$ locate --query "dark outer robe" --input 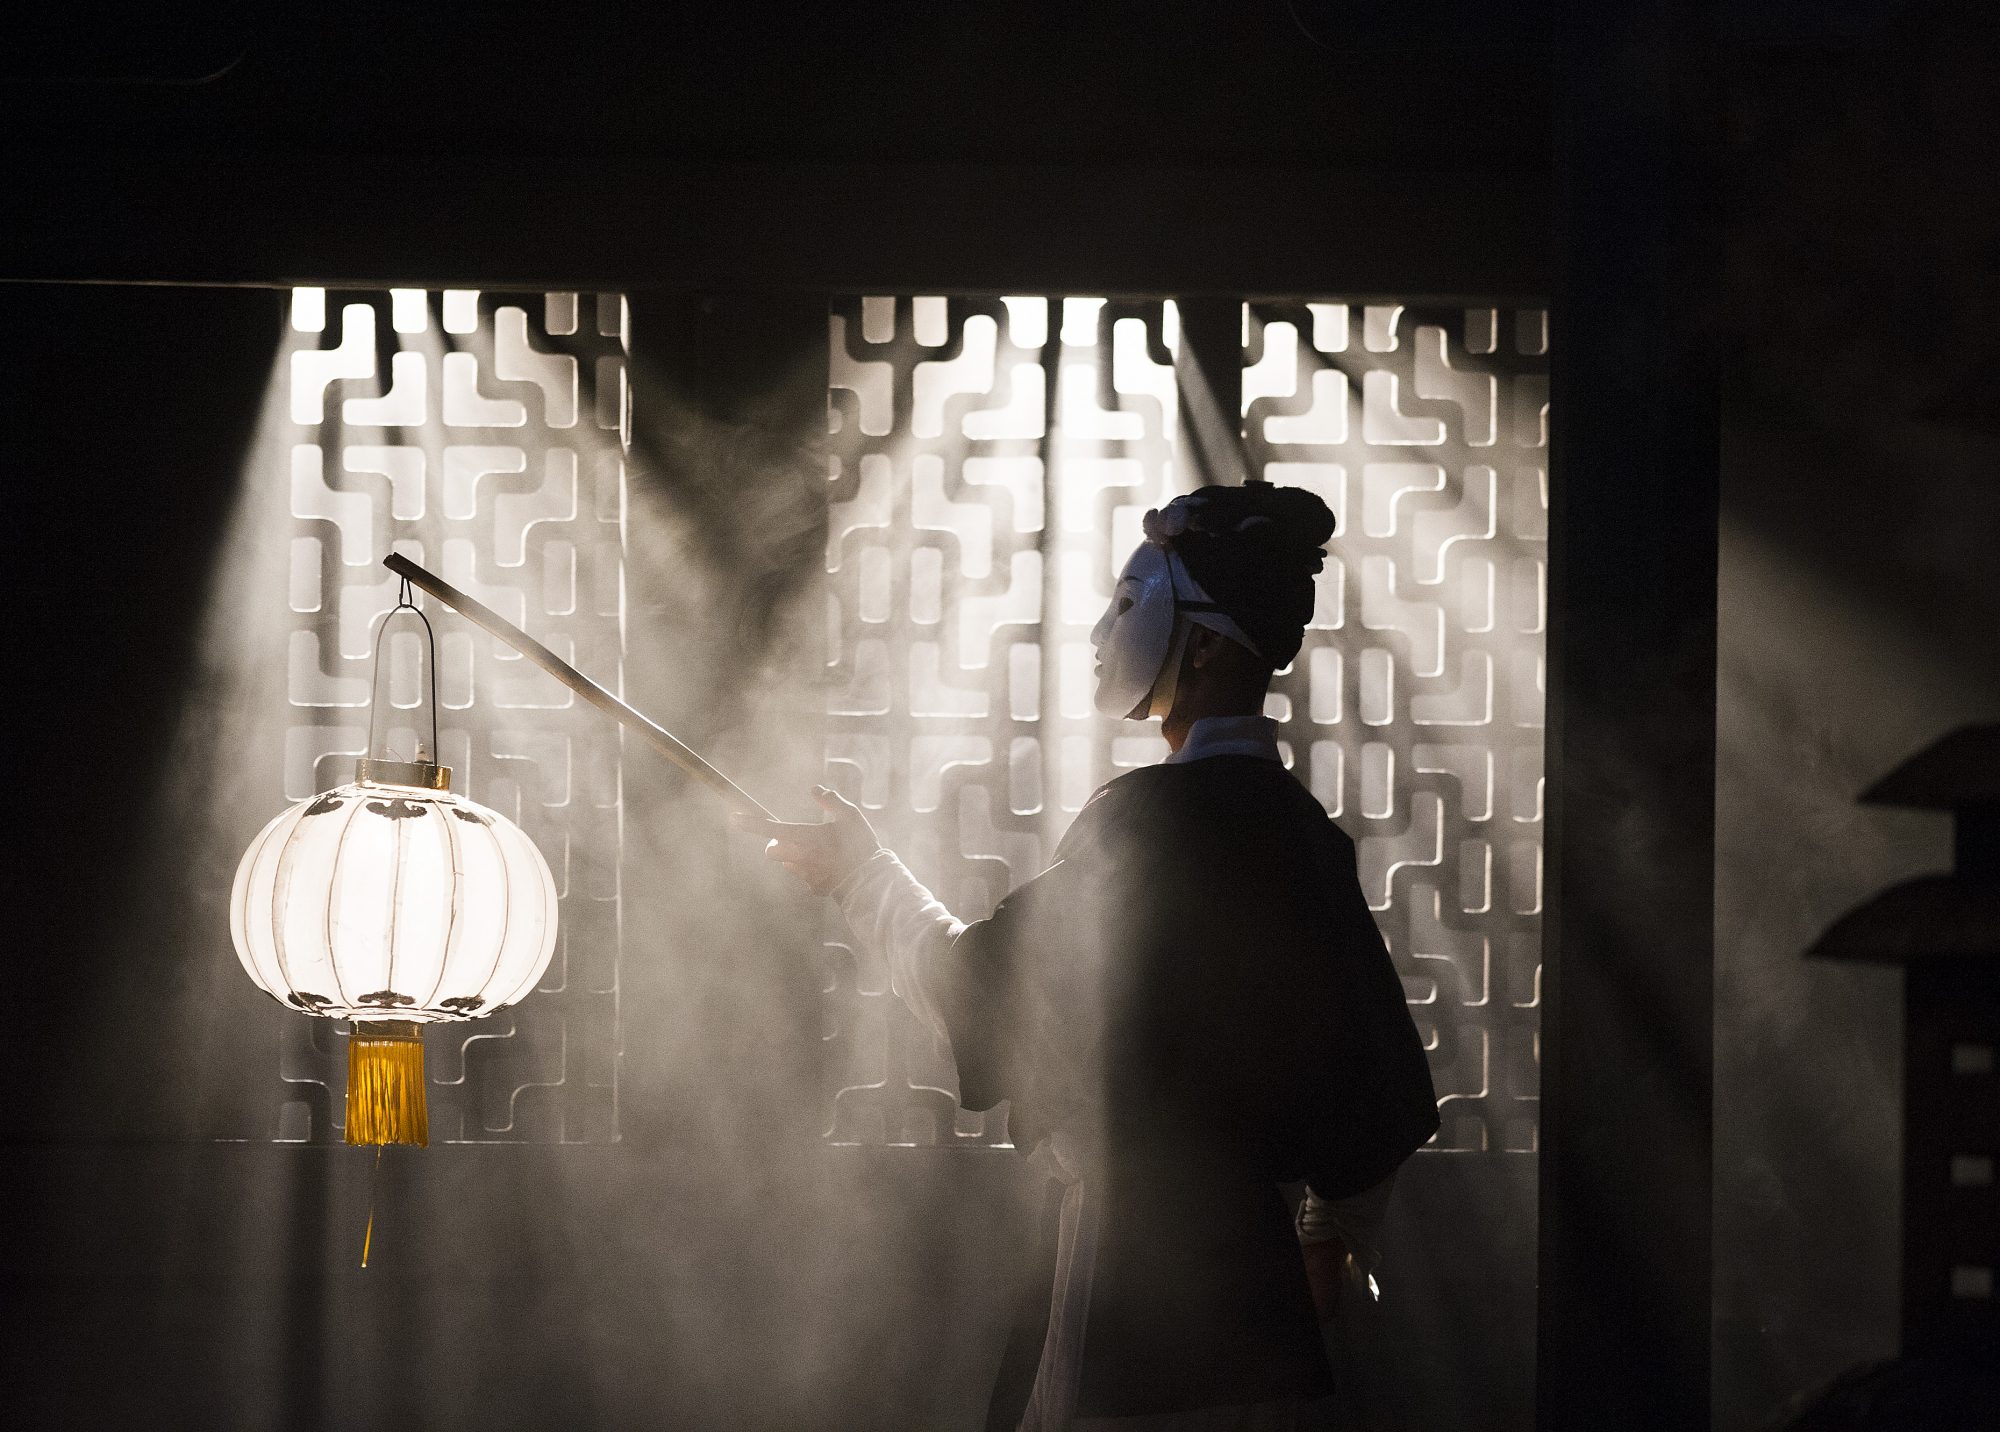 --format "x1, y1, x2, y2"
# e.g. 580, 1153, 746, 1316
932, 755, 1441, 1421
